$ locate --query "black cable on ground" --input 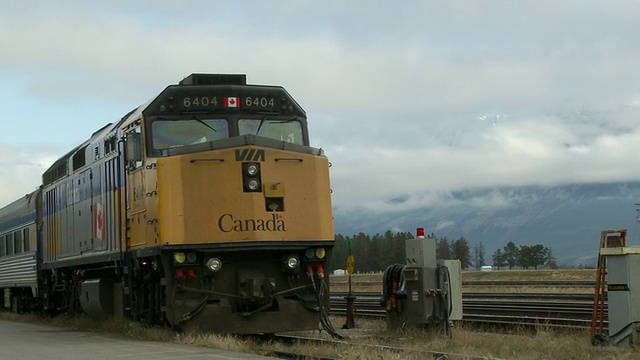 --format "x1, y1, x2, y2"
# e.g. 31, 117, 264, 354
308, 267, 344, 340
